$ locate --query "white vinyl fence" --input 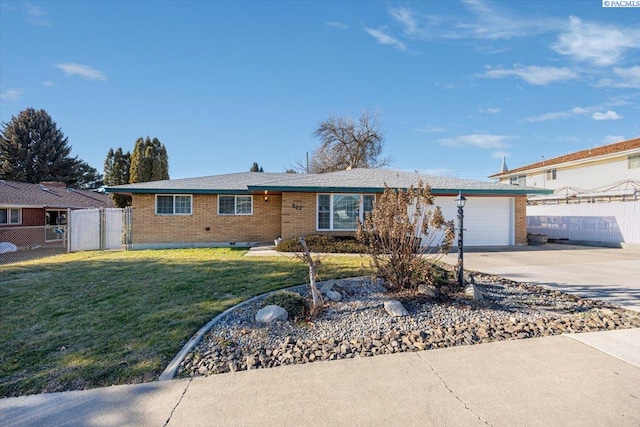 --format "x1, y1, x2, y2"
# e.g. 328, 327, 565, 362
527, 201, 639, 245
69, 208, 128, 252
